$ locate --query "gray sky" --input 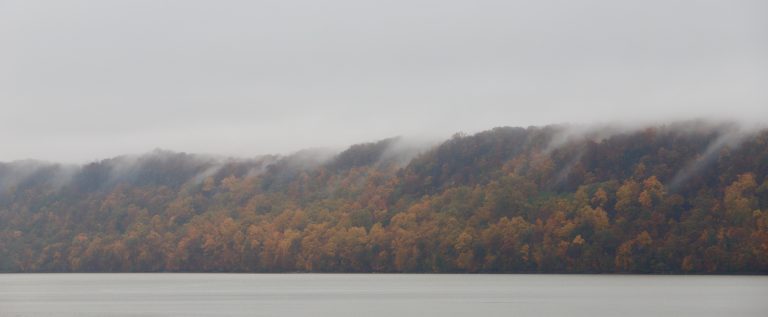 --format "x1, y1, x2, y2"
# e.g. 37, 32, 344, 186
1, 0, 766, 163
